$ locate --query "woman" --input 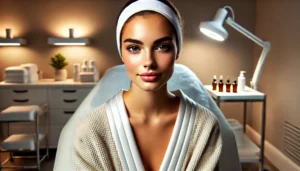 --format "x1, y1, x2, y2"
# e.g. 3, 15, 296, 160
72, 0, 222, 170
